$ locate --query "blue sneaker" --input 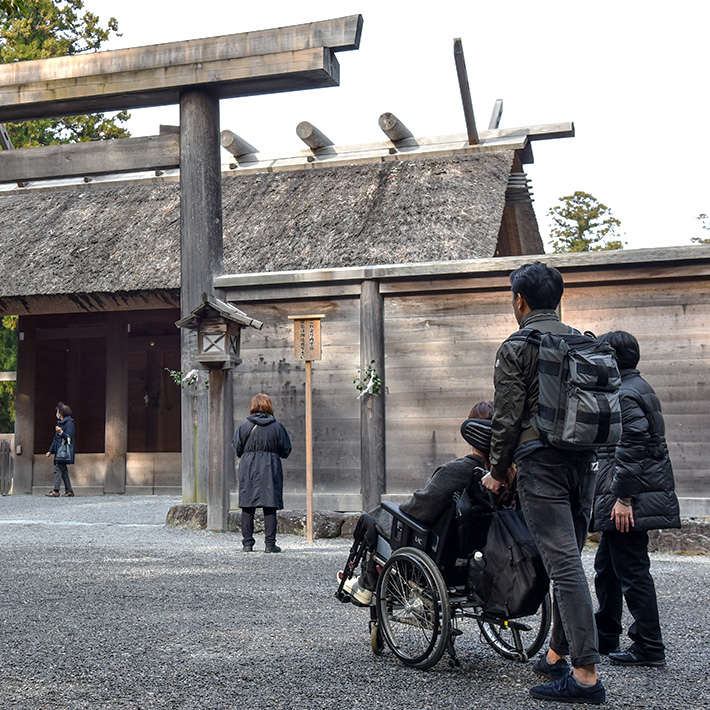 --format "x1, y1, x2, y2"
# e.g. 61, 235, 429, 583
530, 674, 606, 704
533, 653, 571, 680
